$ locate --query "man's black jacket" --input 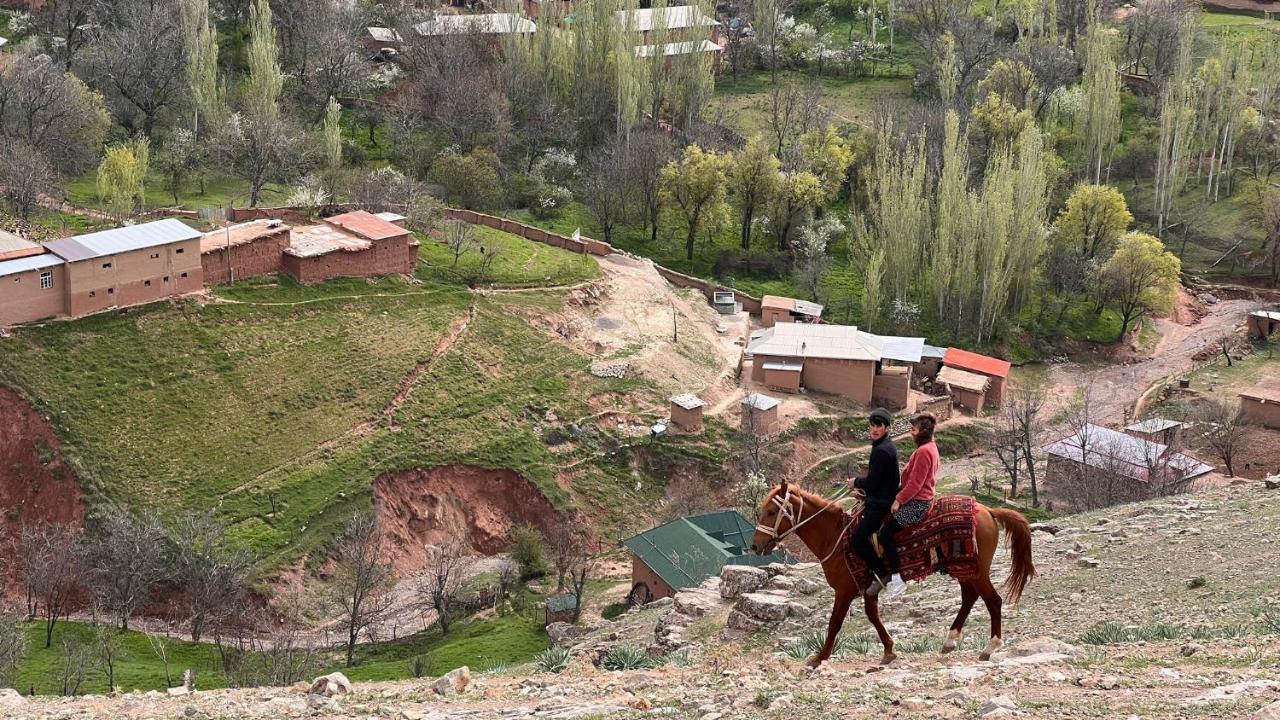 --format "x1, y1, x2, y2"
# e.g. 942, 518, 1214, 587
854, 435, 900, 511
